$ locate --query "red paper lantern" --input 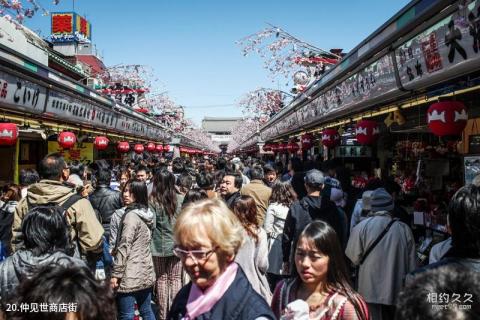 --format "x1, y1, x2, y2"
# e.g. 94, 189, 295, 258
263, 143, 273, 152
117, 141, 130, 153
146, 142, 156, 152
155, 144, 164, 153
355, 120, 380, 145
57, 131, 76, 149
134, 144, 144, 154
427, 101, 468, 137
301, 133, 314, 150
271, 143, 280, 153
321, 129, 340, 148
163, 145, 170, 152
0, 123, 18, 146
287, 140, 300, 153
93, 136, 109, 151
278, 142, 288, 153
